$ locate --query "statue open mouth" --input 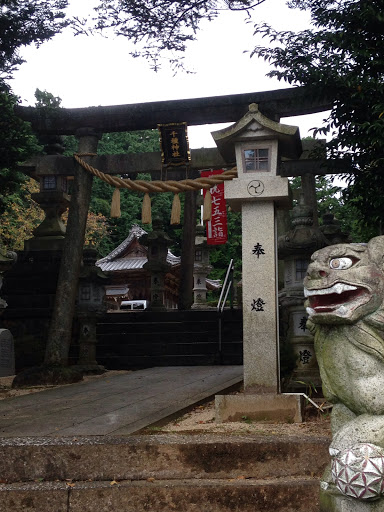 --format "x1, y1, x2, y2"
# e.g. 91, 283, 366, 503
304, 282, 370, 315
